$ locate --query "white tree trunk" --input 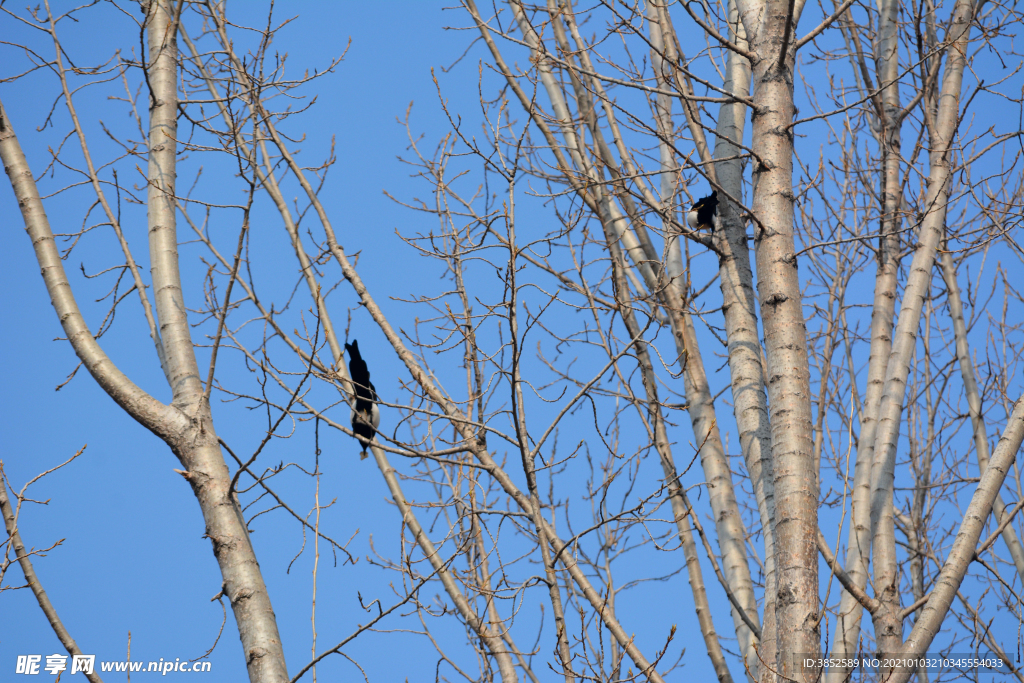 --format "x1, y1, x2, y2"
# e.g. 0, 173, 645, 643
740, 0, 820, 677
866, 0, 977, 669
1, 3, 291, 679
